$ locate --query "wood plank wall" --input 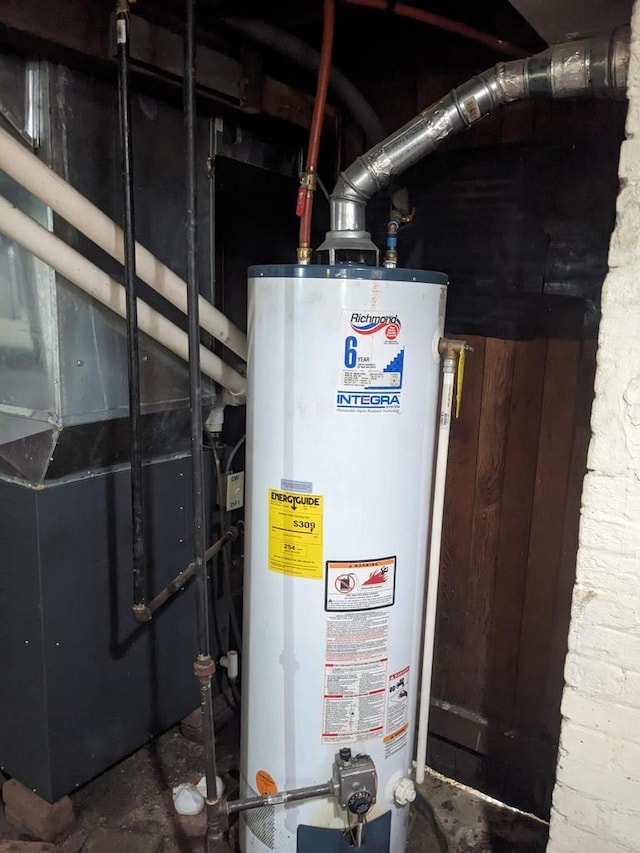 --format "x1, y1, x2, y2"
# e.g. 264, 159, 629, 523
429, 335, 597, 817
